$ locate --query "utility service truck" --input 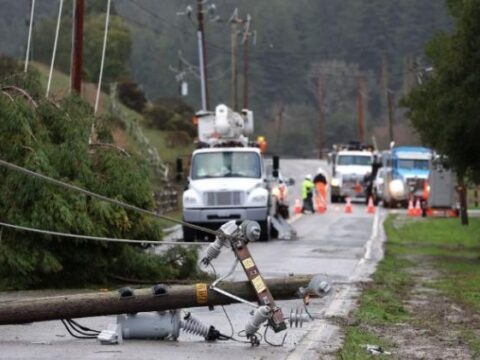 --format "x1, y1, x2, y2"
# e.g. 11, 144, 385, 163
378, 146, 432, 208
182, 104, 288, 242
329, 143, 374, 203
